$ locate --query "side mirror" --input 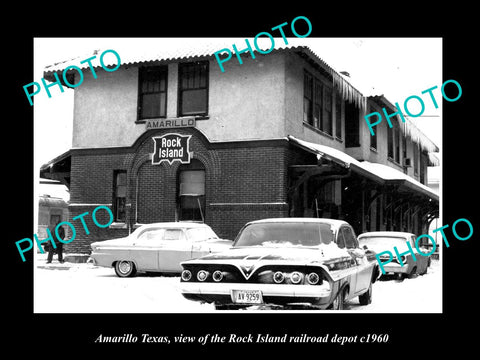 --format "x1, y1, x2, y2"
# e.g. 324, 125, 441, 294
362, 245, 368, 250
